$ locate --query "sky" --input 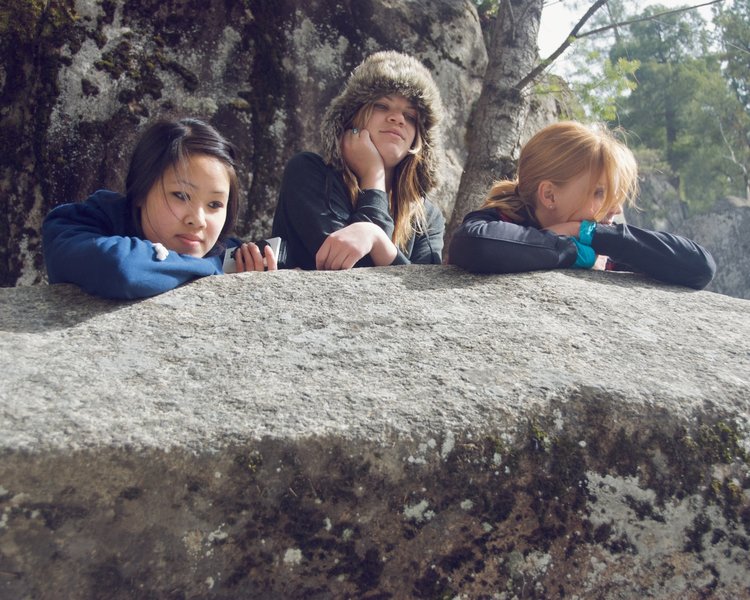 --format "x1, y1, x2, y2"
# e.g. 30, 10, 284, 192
537, 0, 719, 70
